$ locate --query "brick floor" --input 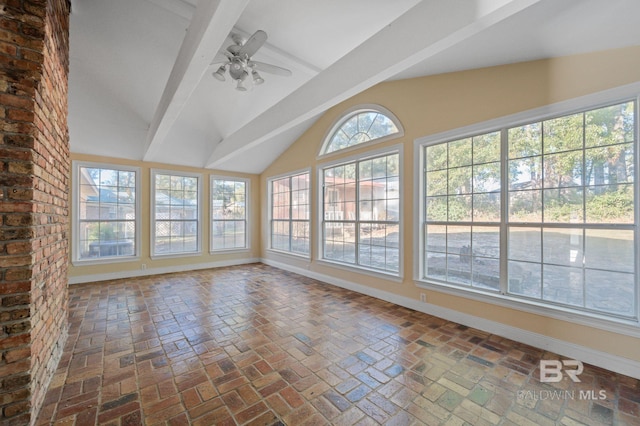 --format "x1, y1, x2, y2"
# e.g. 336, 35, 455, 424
35, 264, 640, 425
